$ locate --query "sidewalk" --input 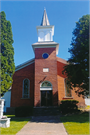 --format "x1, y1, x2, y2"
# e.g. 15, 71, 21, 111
16, 115, 68, 135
